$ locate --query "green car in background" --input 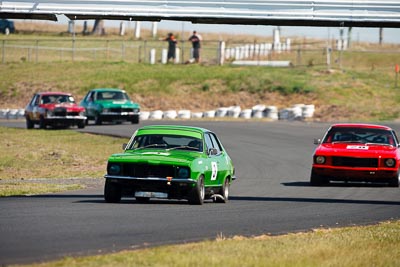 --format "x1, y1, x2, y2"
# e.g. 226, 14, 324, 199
104, 125, 236, 205
80, 88, 140, 125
